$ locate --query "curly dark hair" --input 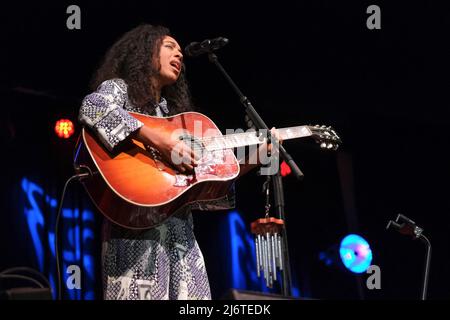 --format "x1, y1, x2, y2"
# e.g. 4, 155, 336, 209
91, 24, 193, 115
